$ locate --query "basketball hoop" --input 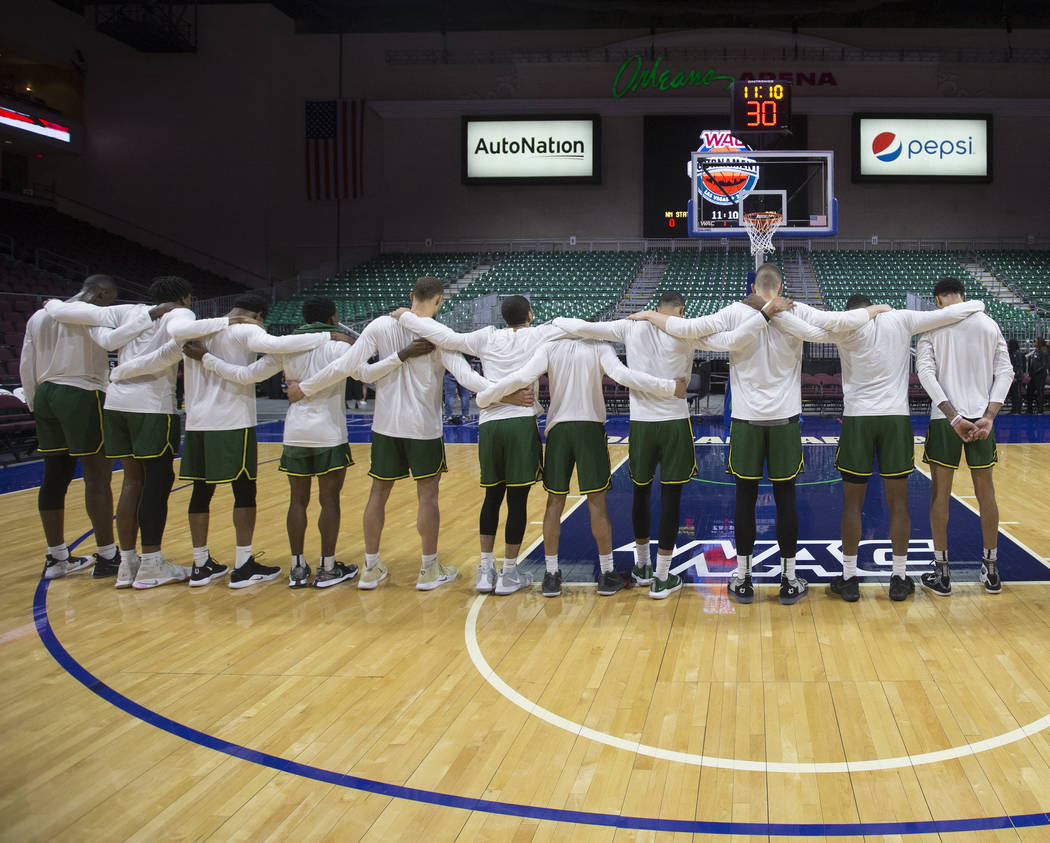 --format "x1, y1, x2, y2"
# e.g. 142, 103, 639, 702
742, 211, 783, 257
